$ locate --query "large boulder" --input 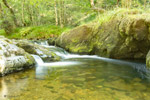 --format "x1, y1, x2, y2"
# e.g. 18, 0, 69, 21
0, 37, 35, 76
56, 10, 150, 60
56, 25, 94, 54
